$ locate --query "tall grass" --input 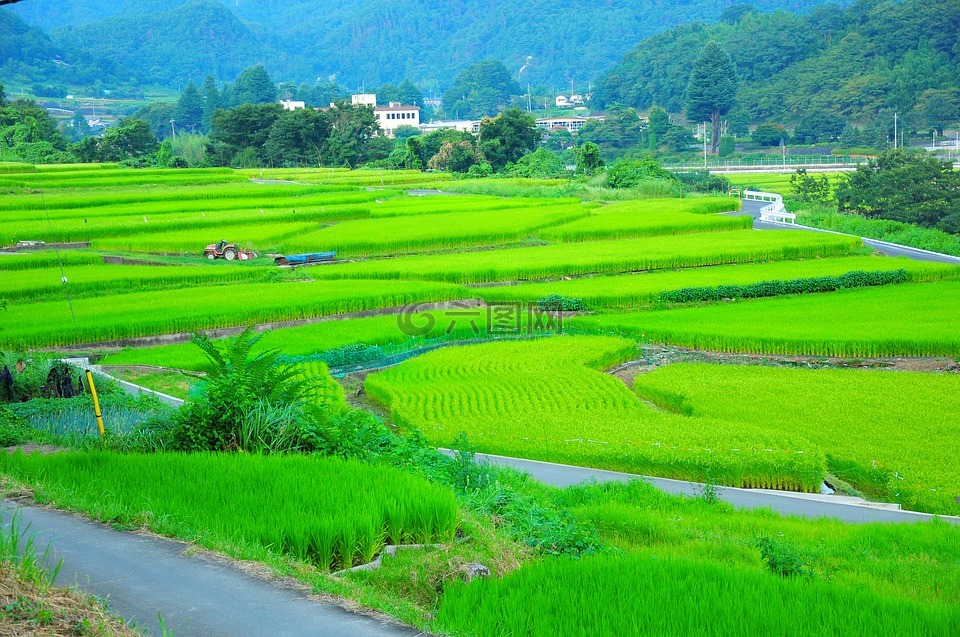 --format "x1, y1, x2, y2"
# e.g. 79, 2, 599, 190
797, 205, 960, 257
0, 451, 458, 570
437, 554, 960, 637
